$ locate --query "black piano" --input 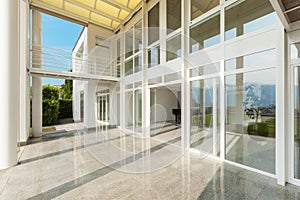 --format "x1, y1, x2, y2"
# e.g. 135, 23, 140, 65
172, 109, 181, 124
